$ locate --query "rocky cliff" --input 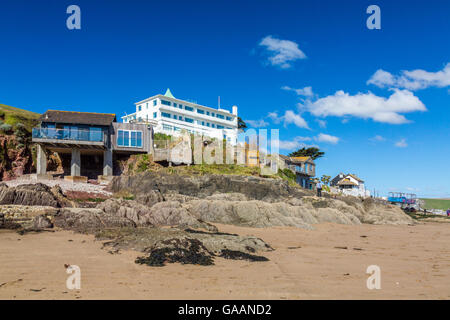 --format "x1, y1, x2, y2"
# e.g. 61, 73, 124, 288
0, 104, 63, 180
